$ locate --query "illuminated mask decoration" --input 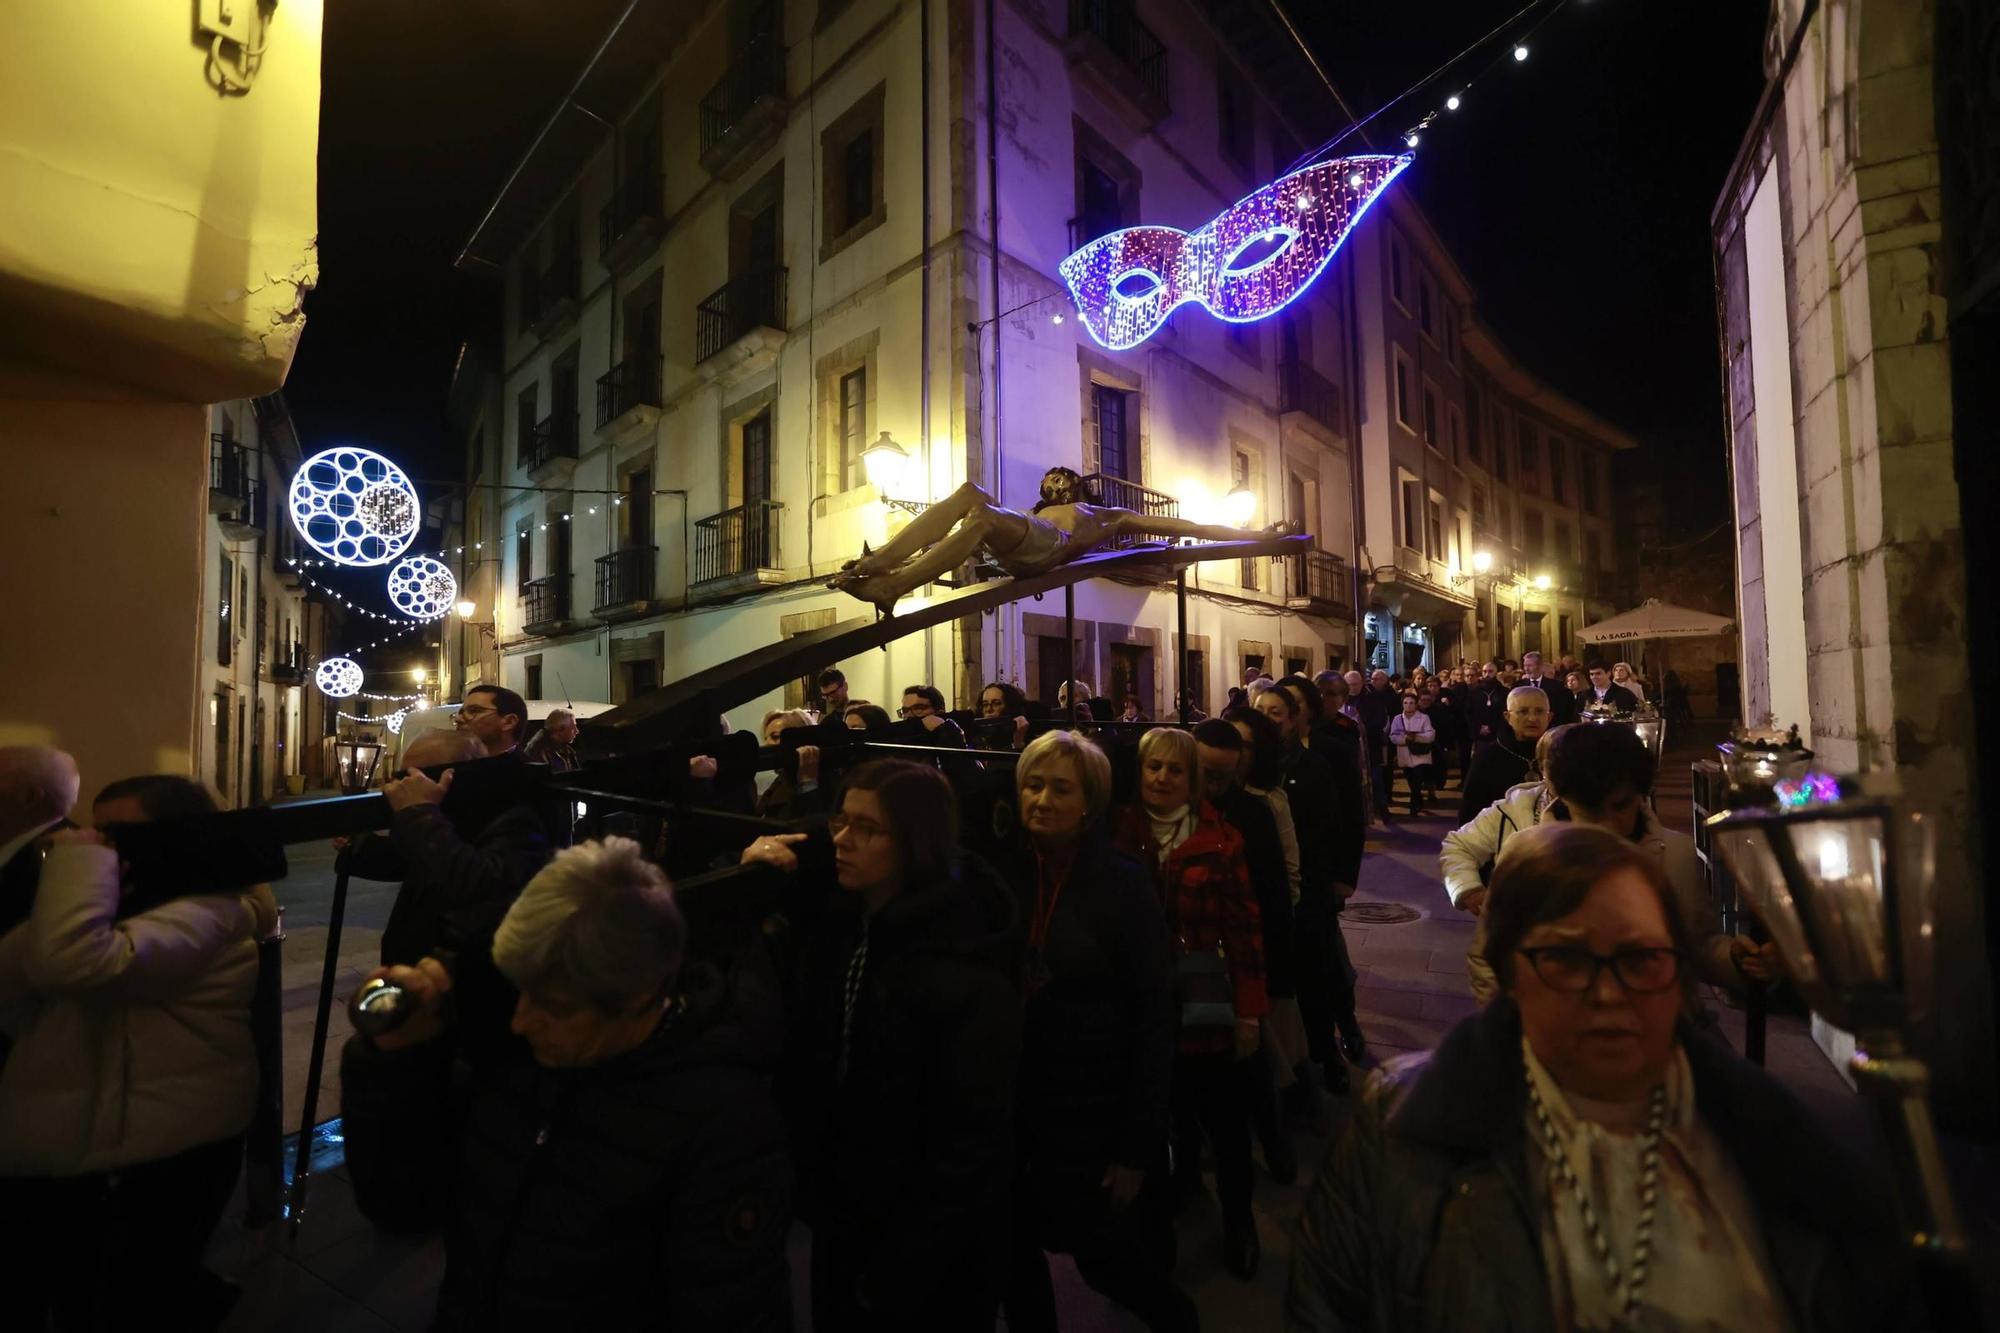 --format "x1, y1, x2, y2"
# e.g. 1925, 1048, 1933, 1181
289, 447, 422, 567
1059, 153, 1412, 350
385, 556, 457, 622
316, 657, 364, 698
